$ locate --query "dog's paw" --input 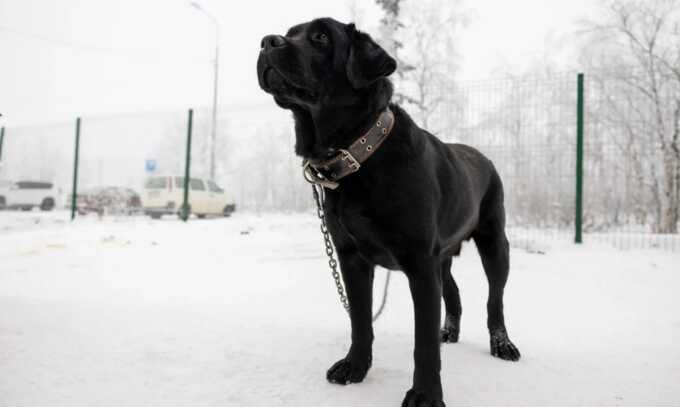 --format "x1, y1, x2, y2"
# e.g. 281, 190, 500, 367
490, 328, 521, 361
440, 314, 460, 343
326, 356, 371, 385
401, 389, 446, 407
440, 326, 459, 343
